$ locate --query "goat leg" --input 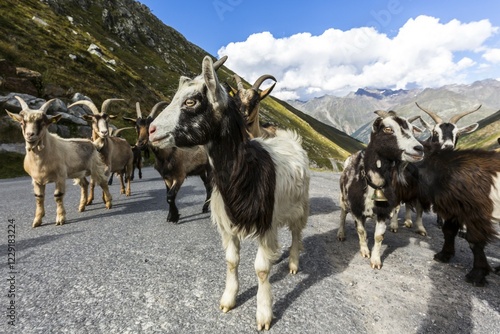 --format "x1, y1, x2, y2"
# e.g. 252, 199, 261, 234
465, 241, 491, 287
32, 183, 46, 228
54, 180, 66, 226
434, 218, 458, 263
